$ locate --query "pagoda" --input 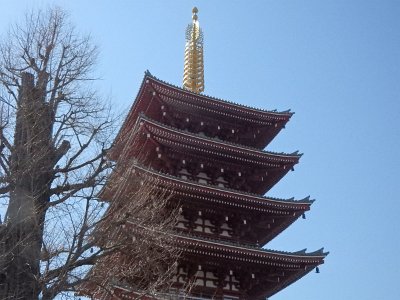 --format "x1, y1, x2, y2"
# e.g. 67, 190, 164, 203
86, 7, 327, 300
